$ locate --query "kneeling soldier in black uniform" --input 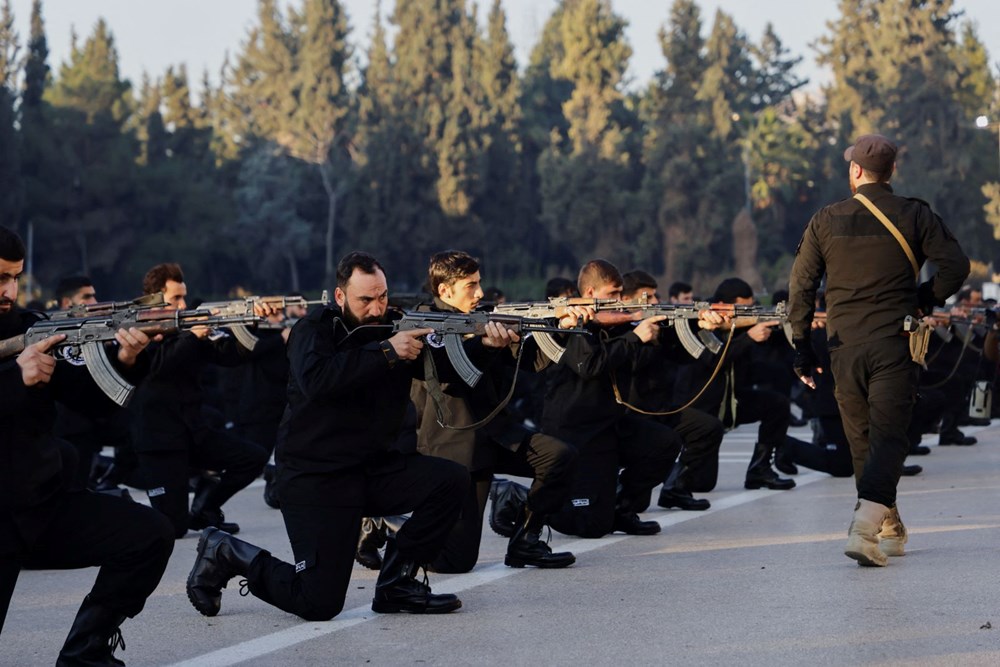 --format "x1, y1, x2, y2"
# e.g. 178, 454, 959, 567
187, 252, 470, 619
412, 250, 580, 572
0, 226, 174, 666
